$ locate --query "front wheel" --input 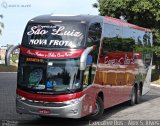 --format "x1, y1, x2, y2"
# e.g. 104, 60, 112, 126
88, 96, 104, 120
